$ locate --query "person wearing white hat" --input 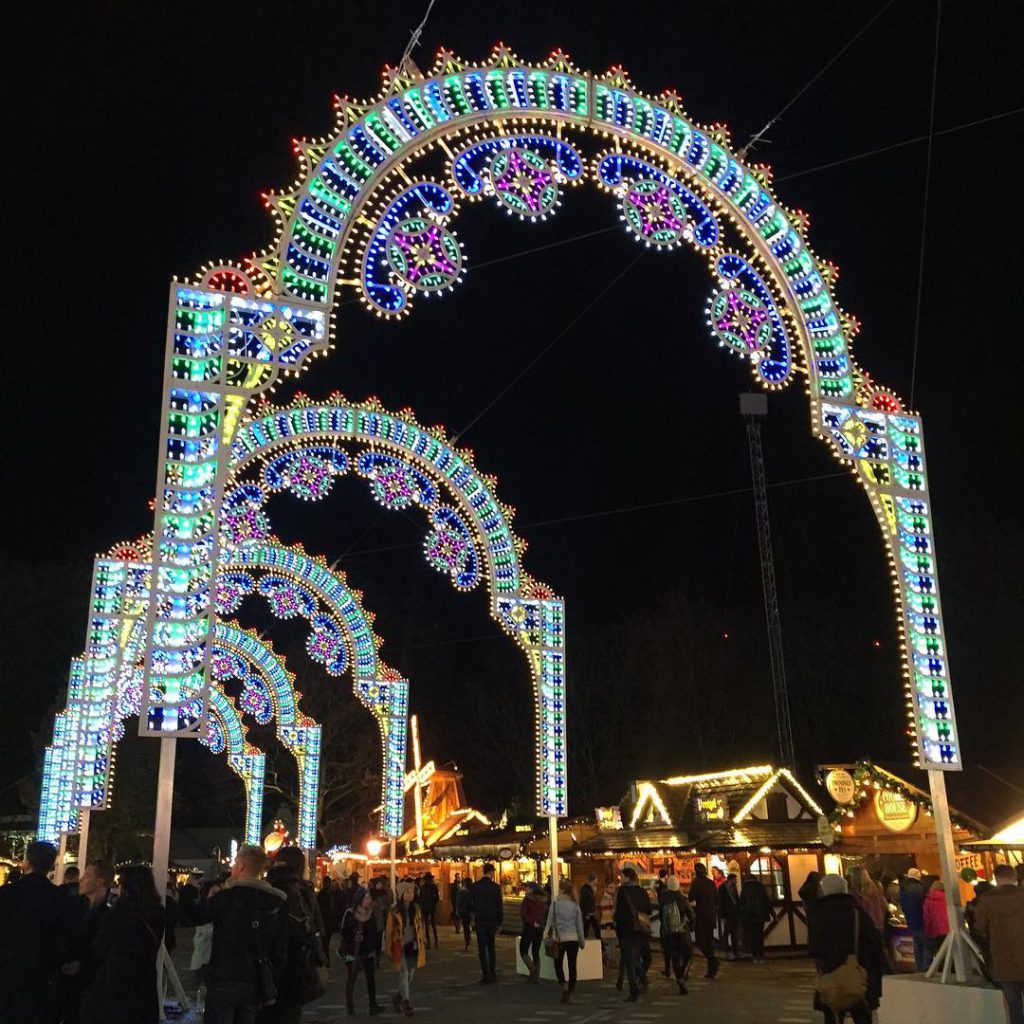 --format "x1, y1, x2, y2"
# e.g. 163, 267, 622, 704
808, 875, 885, 1023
